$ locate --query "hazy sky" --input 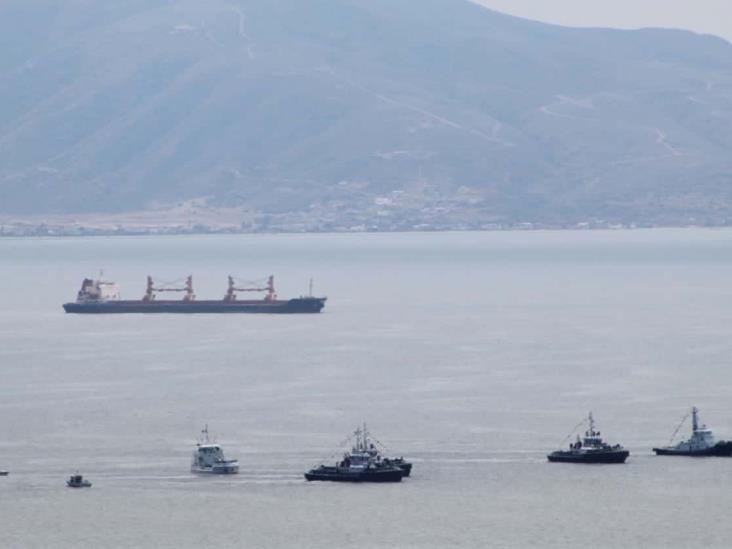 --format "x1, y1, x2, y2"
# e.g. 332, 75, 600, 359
471, 0, 732, 43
